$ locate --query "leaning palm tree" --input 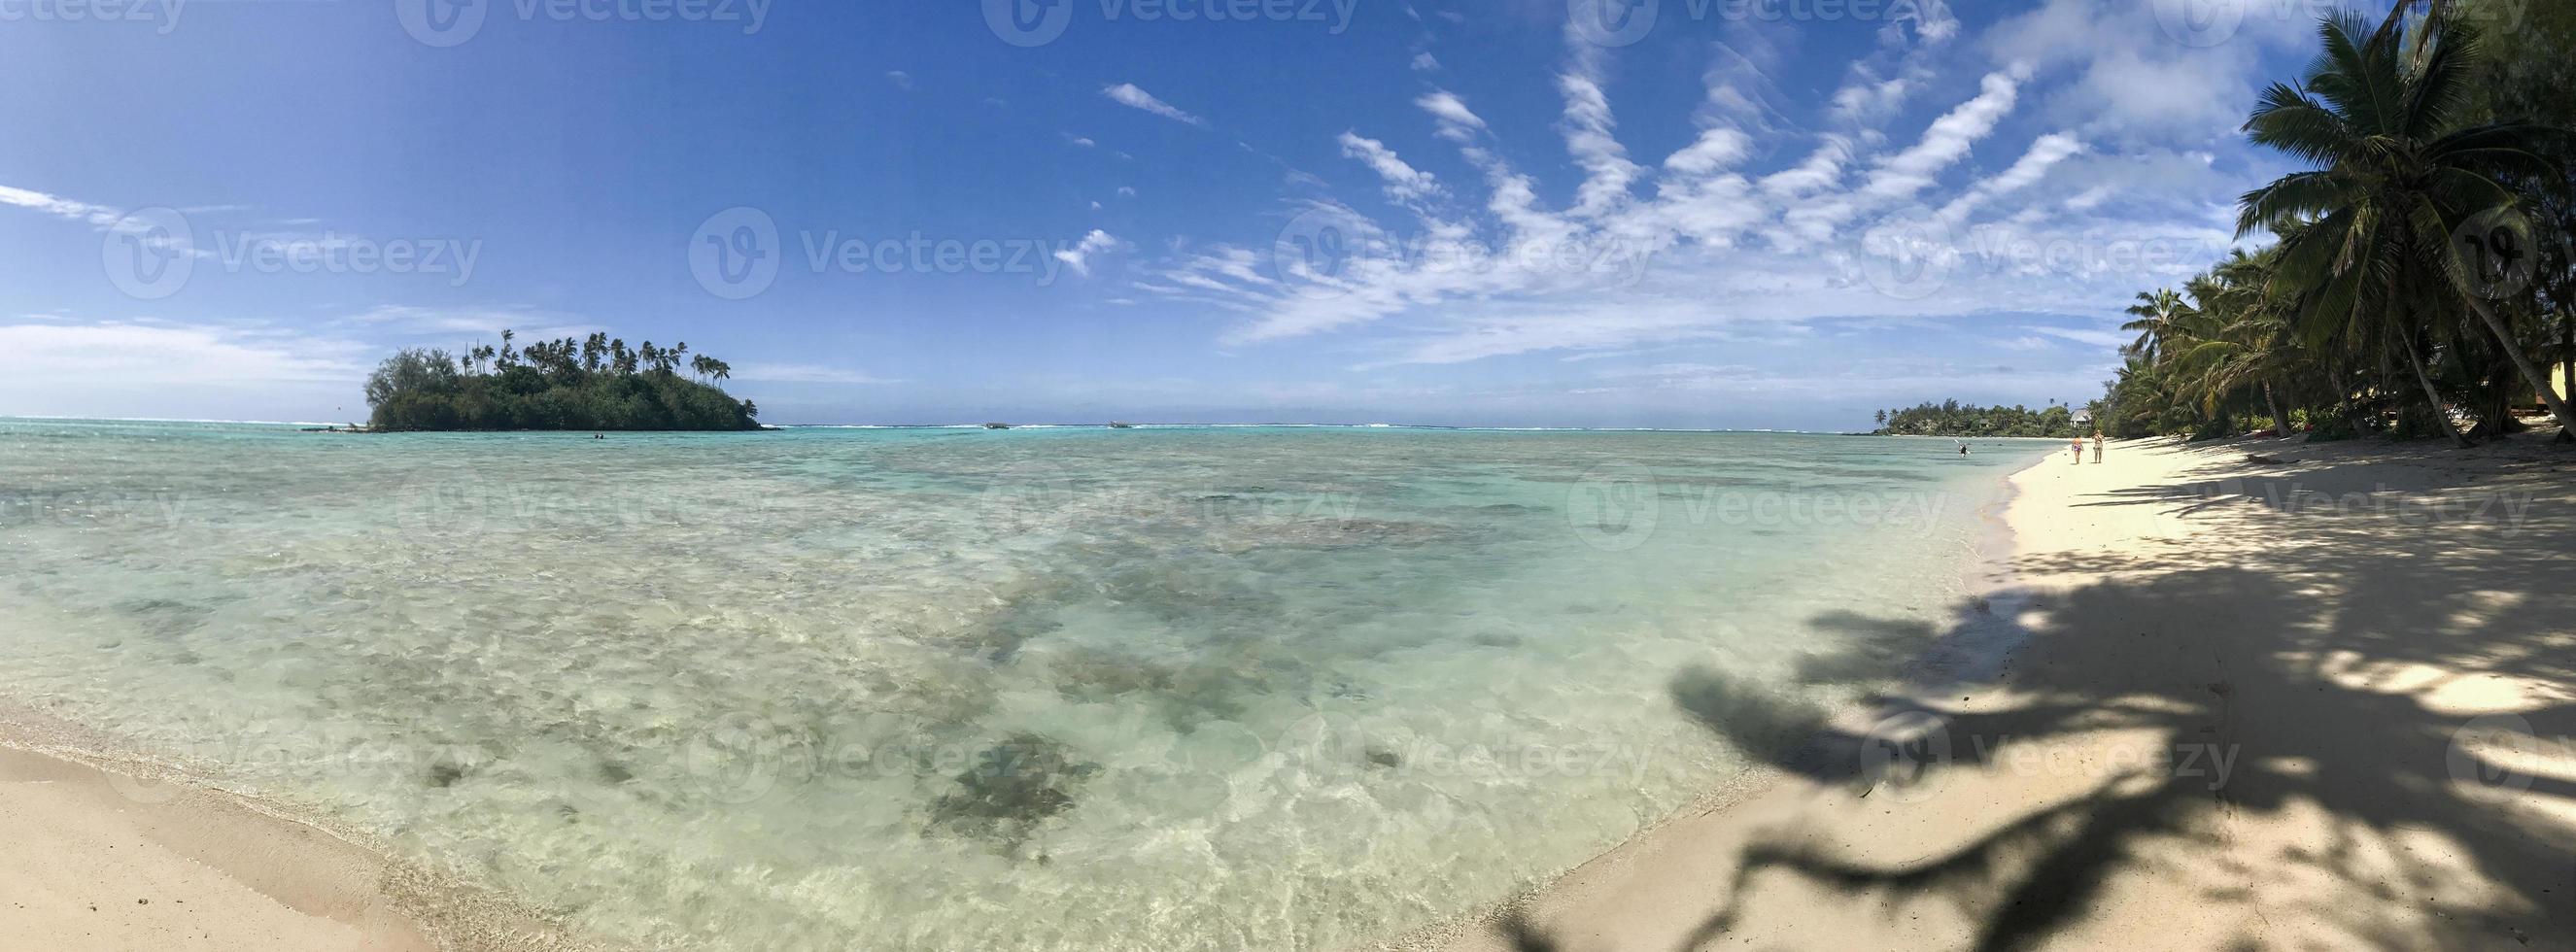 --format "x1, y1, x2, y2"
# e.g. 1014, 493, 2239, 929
2237, 11, 2574, 442
2121, 289, 2189, 365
